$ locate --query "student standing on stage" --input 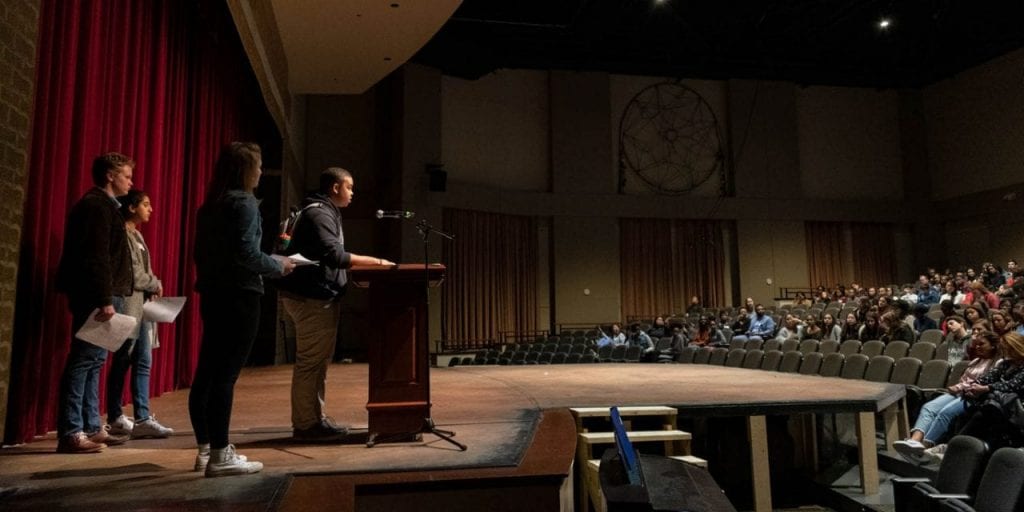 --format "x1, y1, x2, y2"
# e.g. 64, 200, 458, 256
55, 152, 136, 453
276, 167, 394, 442
191, 142, 295, 476
106, 189, 173, 439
